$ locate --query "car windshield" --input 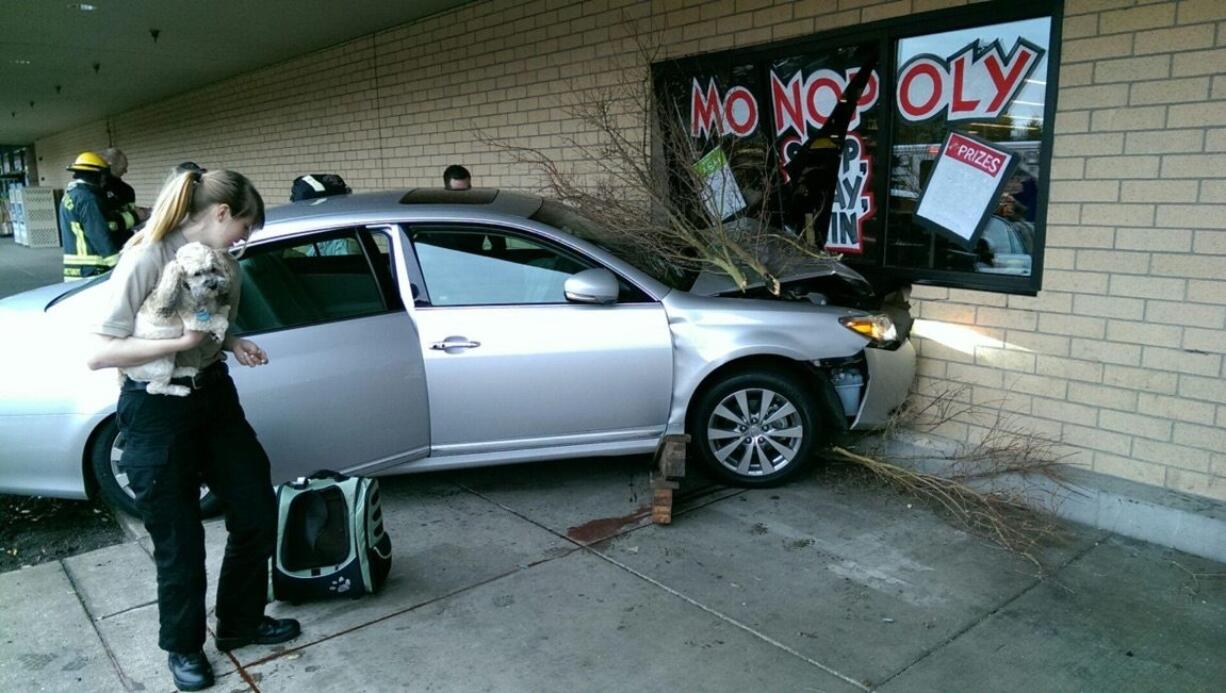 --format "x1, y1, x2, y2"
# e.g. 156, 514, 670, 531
530, 200, 696, 290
